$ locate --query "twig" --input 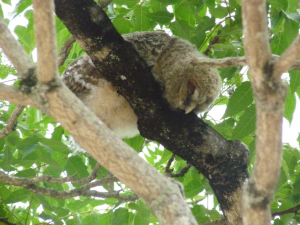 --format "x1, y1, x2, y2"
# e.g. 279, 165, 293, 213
272, 204, 300, 217
273, 35, 300, 78
165, 154, 191, 177
204, 30, 222, 56
58, 35, 76, 67
165, 153, 176, 175
170, 164, 191, 178
0, 105, 24, 138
